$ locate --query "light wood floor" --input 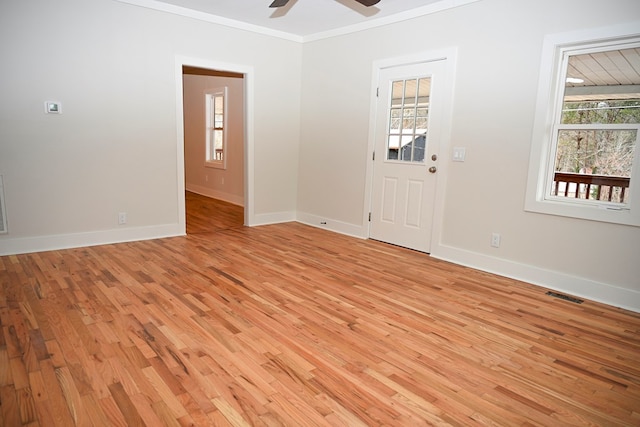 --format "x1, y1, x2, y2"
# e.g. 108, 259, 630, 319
1, 194, 639, 426
185, 192, 244, 235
